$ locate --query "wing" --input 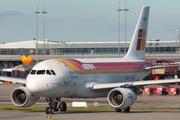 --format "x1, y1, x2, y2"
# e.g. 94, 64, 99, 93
92, 79, 180, 90
0, 76, 26, 84
145, 65, 180, 70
